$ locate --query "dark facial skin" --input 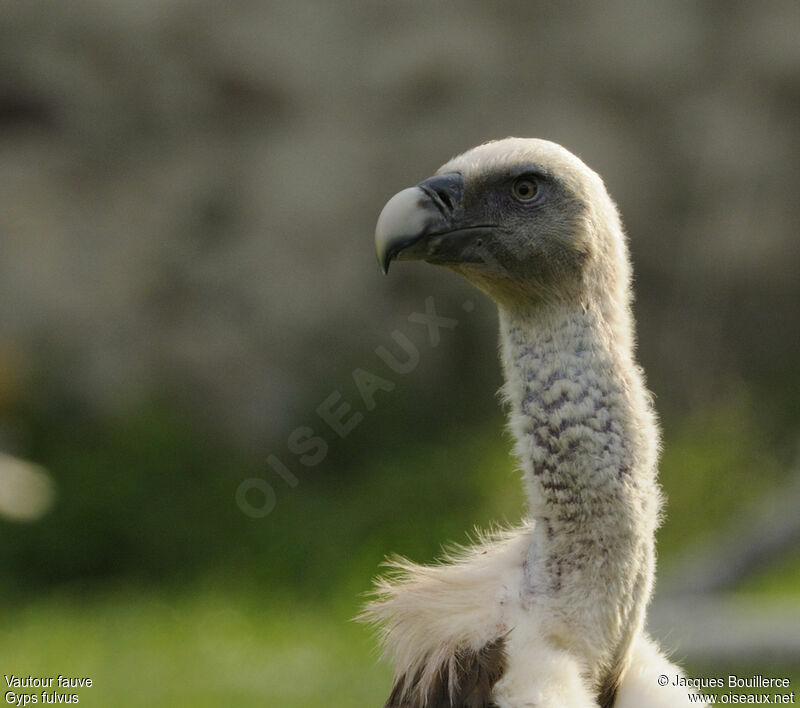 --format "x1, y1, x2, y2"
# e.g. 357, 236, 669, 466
433, 165, 590, 308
